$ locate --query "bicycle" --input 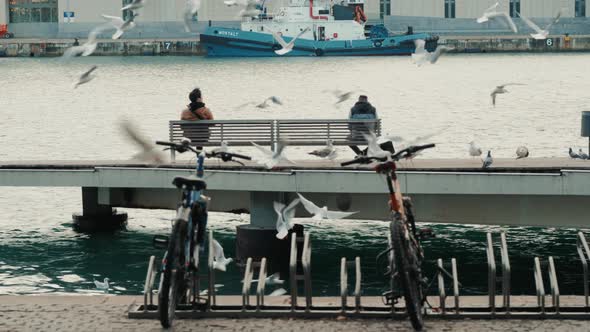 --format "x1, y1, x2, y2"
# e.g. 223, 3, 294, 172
154, 139, 251, 328
341, 143, 435, 331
